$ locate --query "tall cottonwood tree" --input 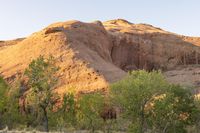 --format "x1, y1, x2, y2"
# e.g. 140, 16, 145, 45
25, 55, 59, 132
111, 70, 168, 133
